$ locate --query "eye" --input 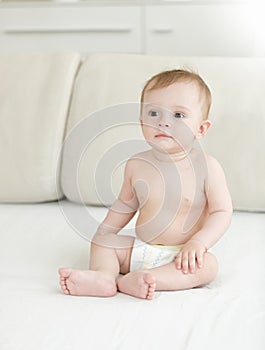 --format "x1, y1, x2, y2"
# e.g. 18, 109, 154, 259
148, 110, 159, 117
174, 112, 185, 119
